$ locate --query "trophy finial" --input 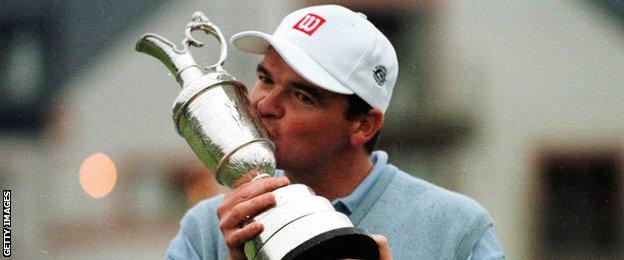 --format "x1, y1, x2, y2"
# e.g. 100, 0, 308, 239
136, 11, 229, 87
191, 11, 210, 23
183, 11, 228, 70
